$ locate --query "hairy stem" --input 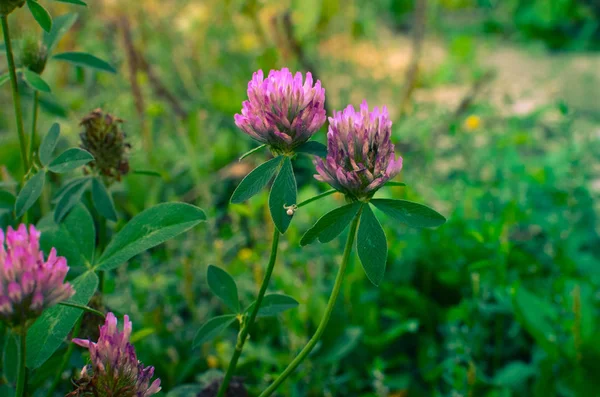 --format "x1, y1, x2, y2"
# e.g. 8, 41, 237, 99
29, 91, 39, 165
1, 15, 29, 174
217, 228, 281, 397
297, 189, 336, 208
16, 330, 27, 397
58, 301, 105, 319
259, 212, 361, 397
